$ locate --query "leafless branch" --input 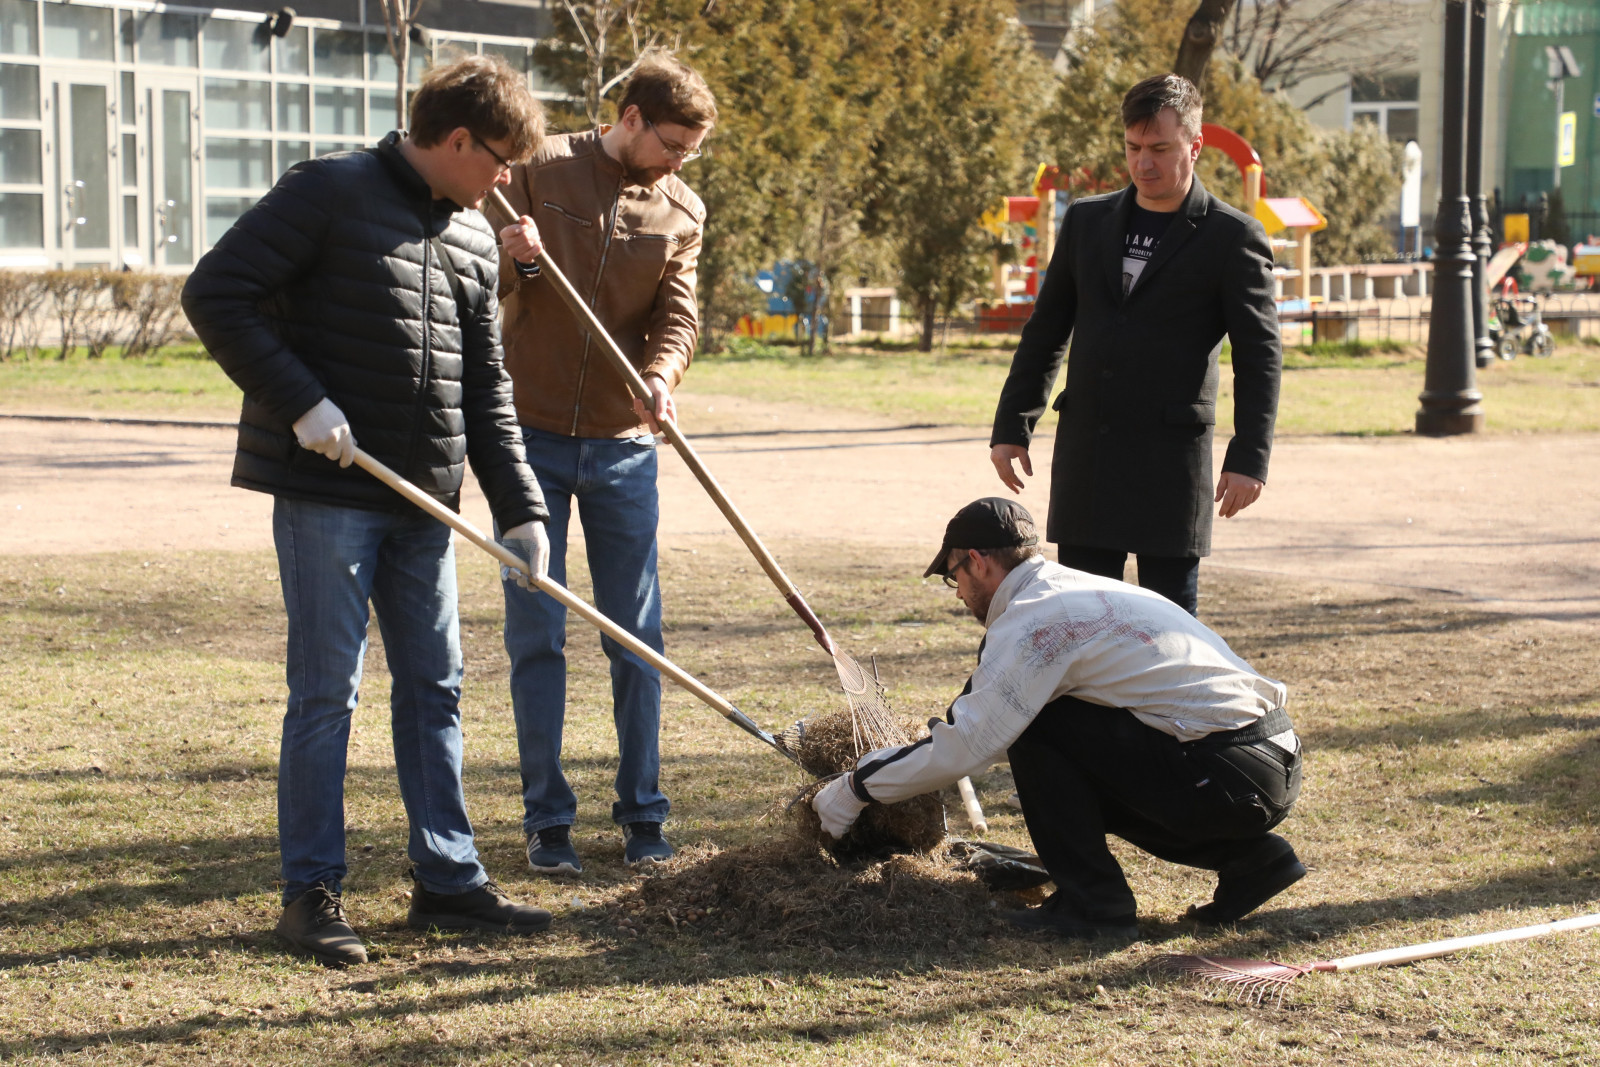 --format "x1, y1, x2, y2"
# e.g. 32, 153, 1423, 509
1226, 0, 1417, 93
